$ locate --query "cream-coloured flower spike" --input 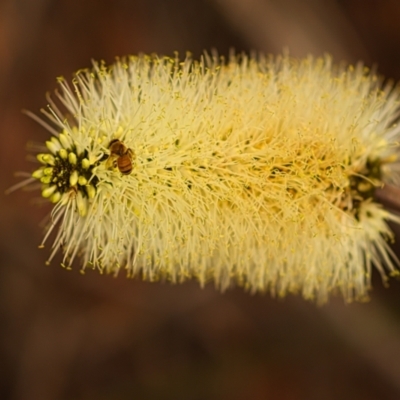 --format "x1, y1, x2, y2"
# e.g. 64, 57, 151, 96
25, 53, 400, 302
